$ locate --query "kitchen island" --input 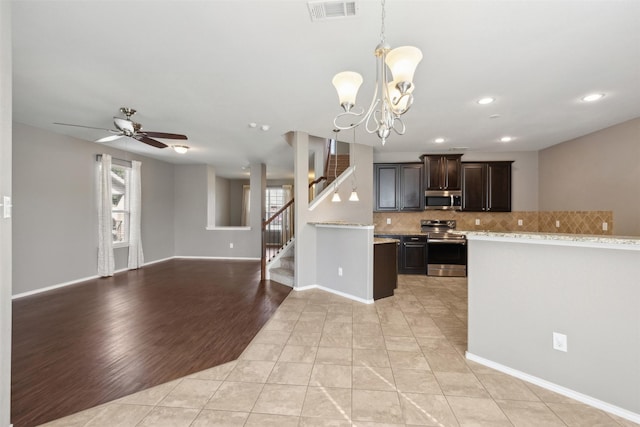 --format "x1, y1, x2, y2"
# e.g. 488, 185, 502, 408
305, 222, 375, 303
302, 222, 401, 303
465, 231, 640, 423
373, 237, 399, 299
